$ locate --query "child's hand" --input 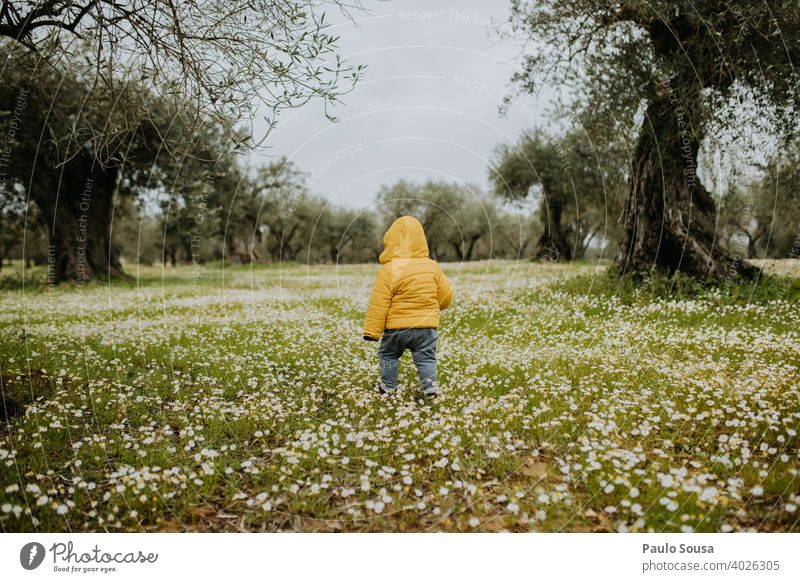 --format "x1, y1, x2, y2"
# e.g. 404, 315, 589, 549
362, 335, 379, 342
